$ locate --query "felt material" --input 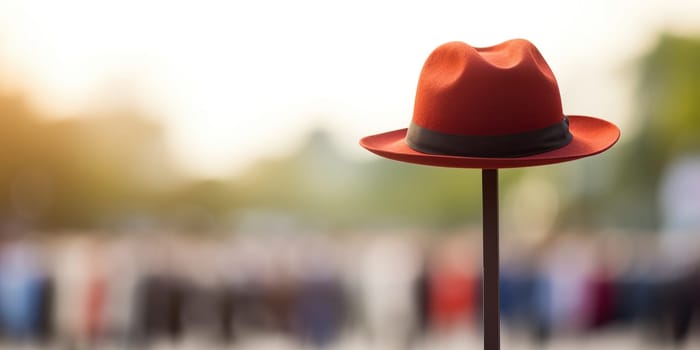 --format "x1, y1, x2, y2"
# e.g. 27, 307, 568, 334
361, 115, 619, 169
360, 39, 620, 168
